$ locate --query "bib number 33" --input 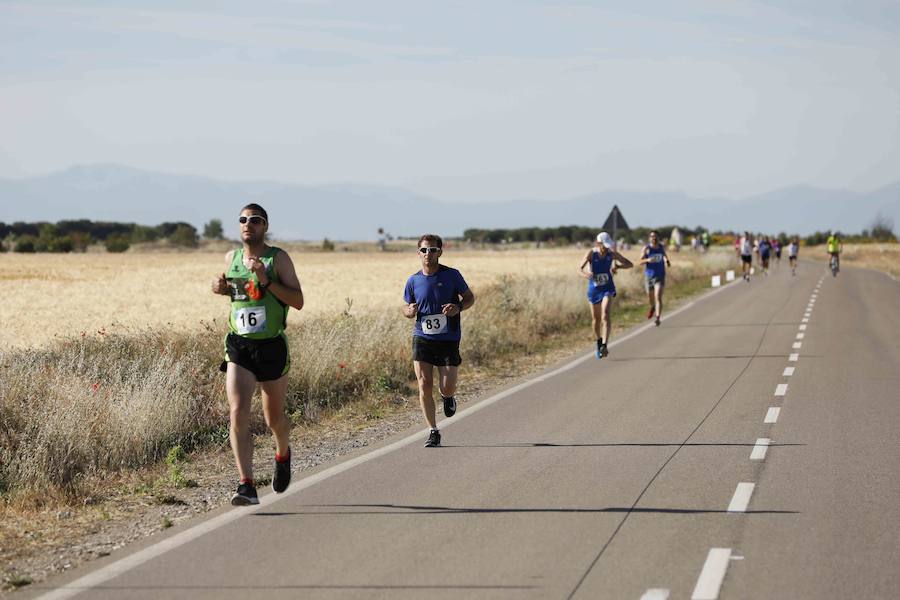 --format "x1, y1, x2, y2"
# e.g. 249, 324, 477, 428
233, 306, 268, 334
421, 313, 448, 335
